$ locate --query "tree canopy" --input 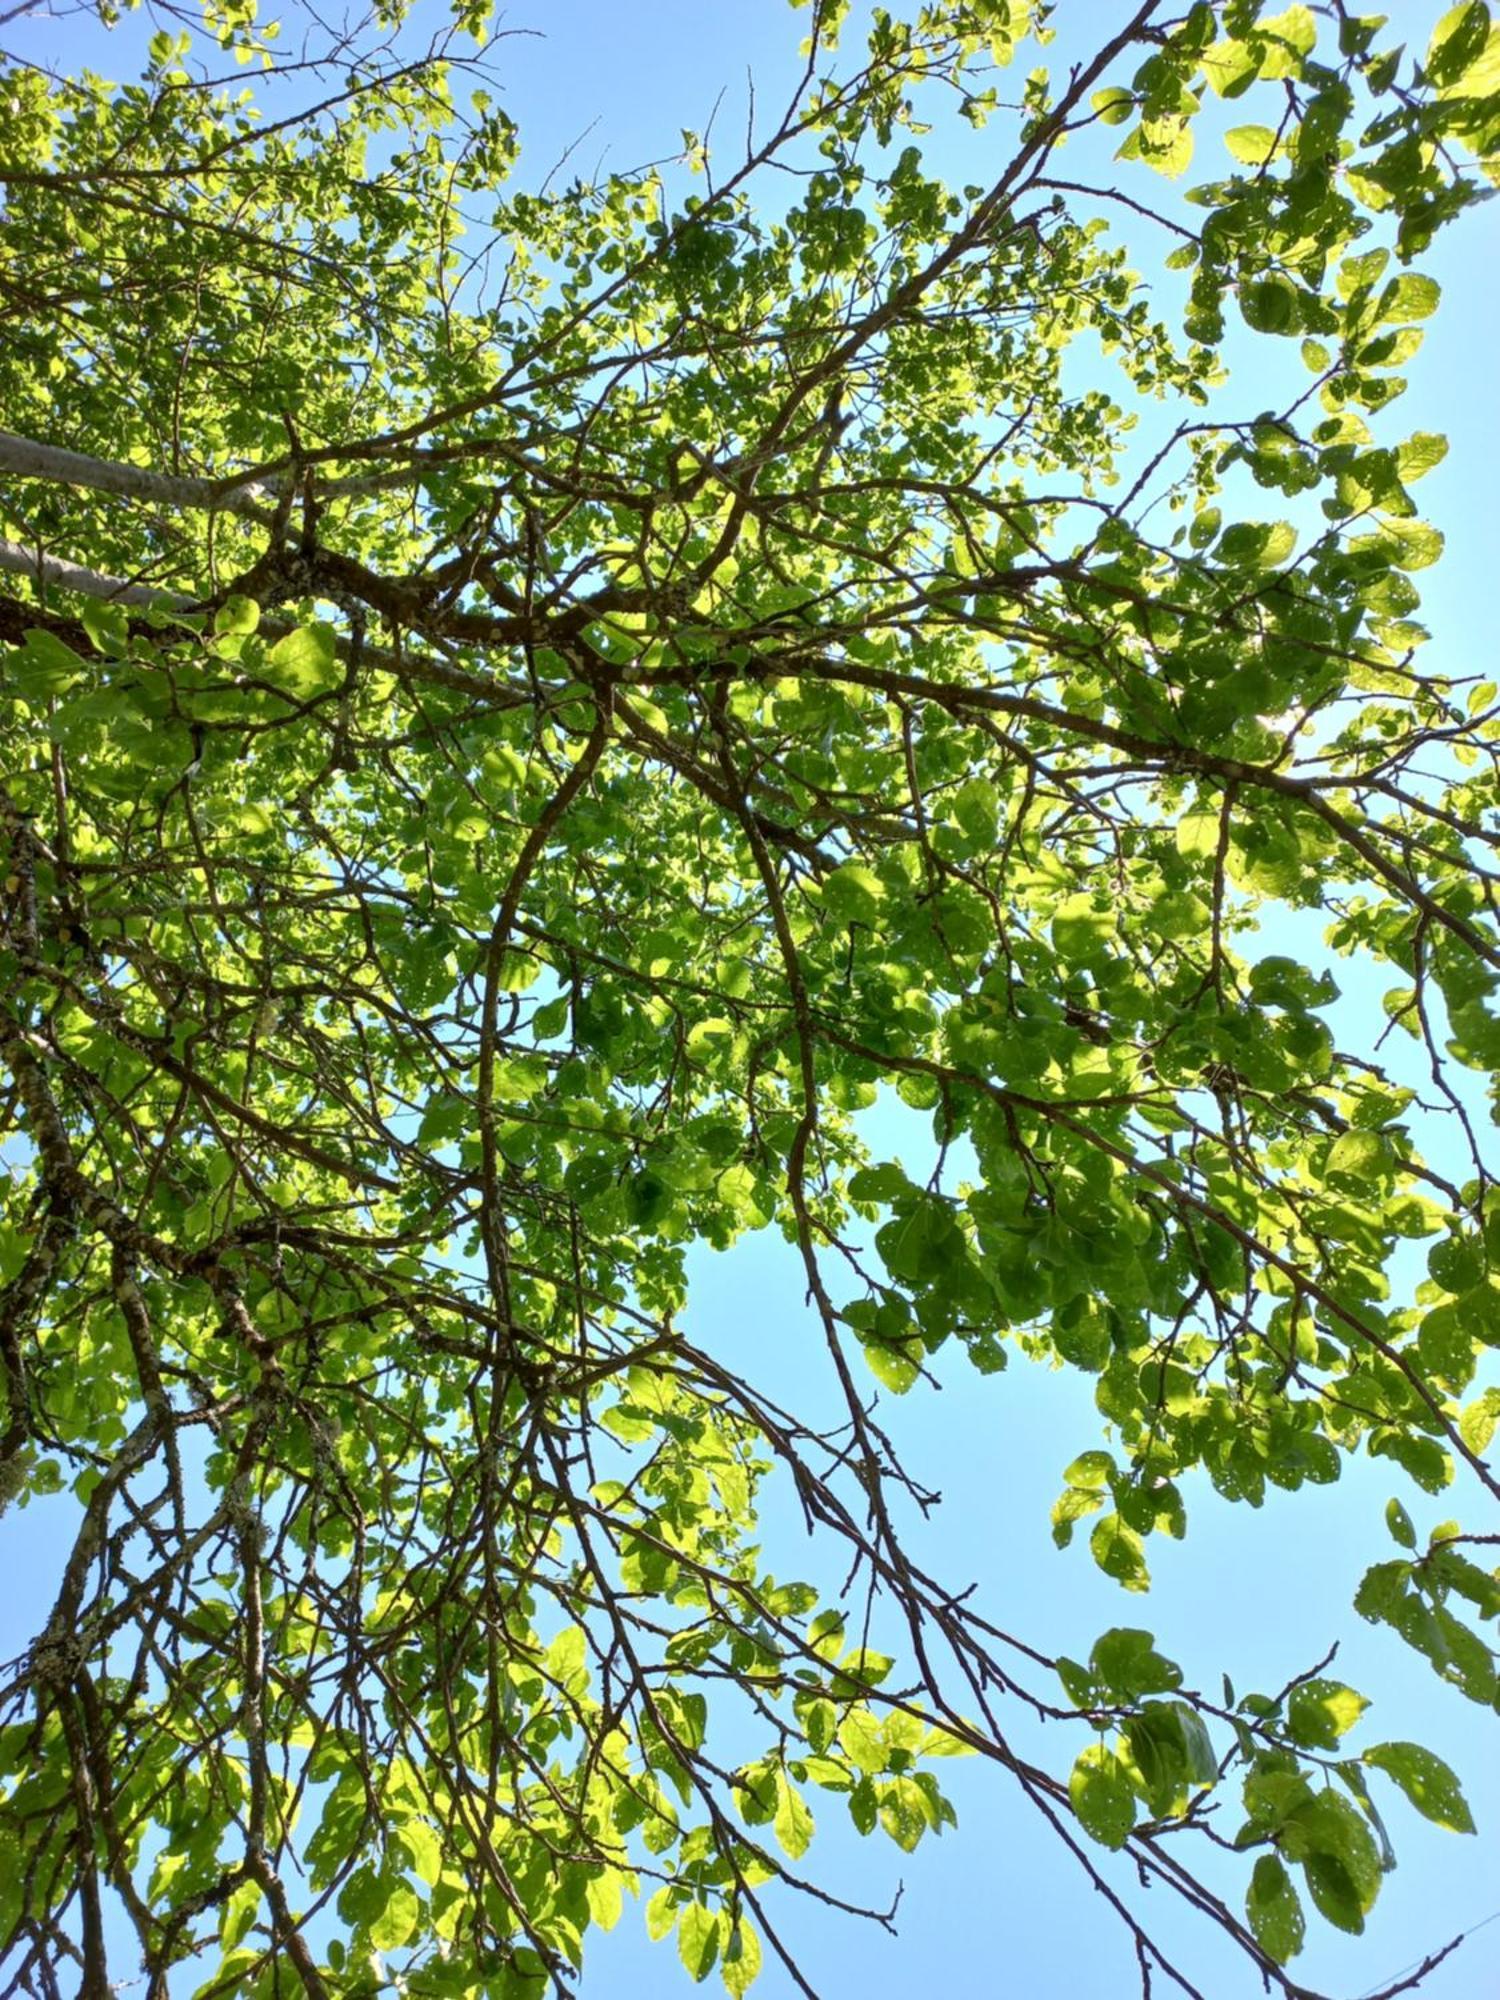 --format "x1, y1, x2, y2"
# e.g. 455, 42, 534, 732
1, 1, 1499, 1995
